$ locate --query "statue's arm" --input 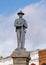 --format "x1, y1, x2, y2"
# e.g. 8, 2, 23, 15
14, 20, 20, 27
14, 19, 17, 27
24, 20, 28, 28
14, 19, 22, 31
14, 19, 19, 31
